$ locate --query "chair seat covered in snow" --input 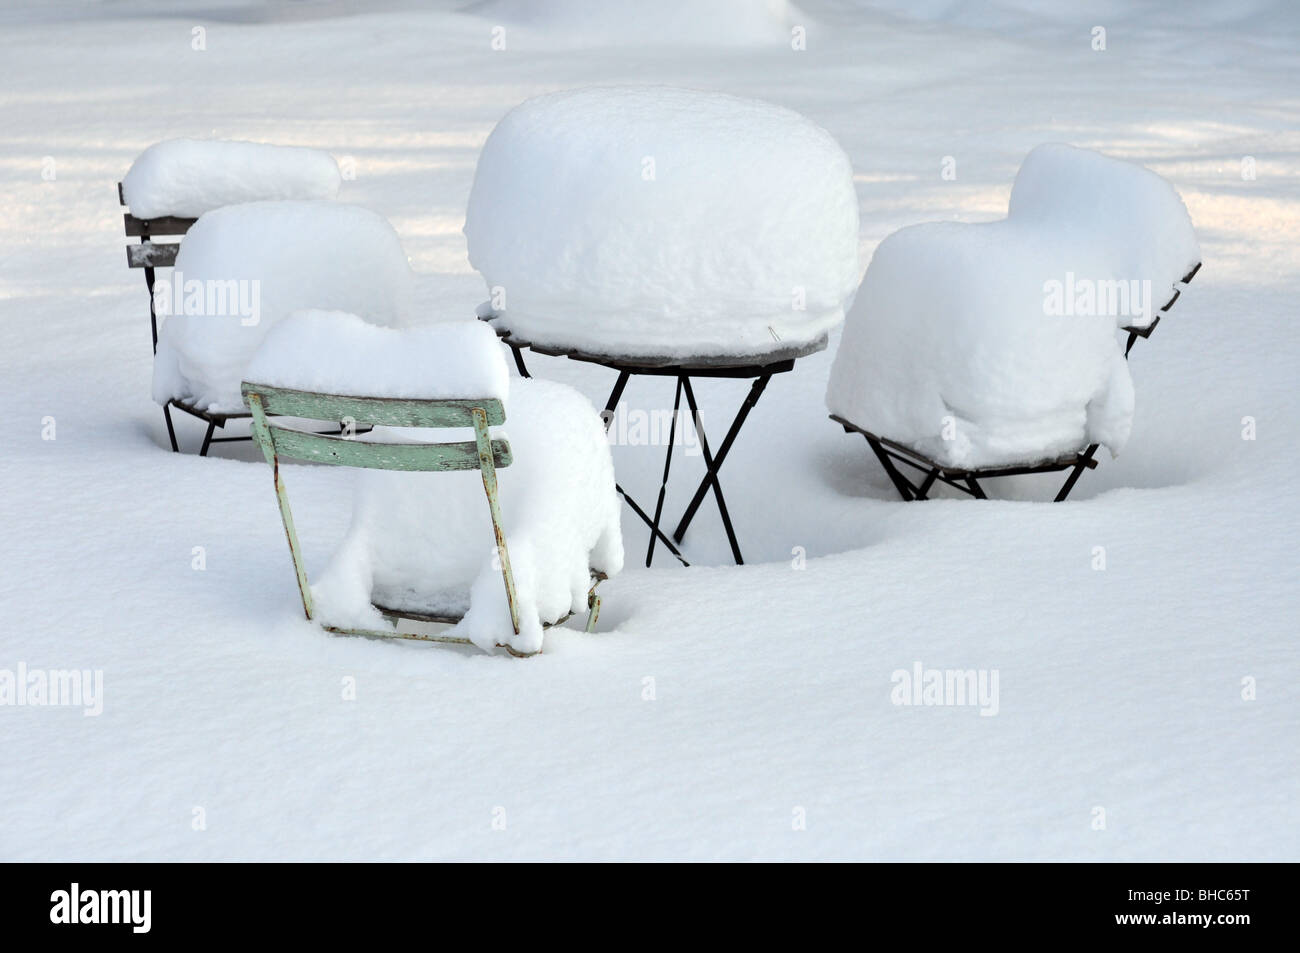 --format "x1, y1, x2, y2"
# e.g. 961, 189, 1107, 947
826, 144, 1201, 501
149, 199, 413, 453
464, 85, 860, 361
241, 313, 623, 656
